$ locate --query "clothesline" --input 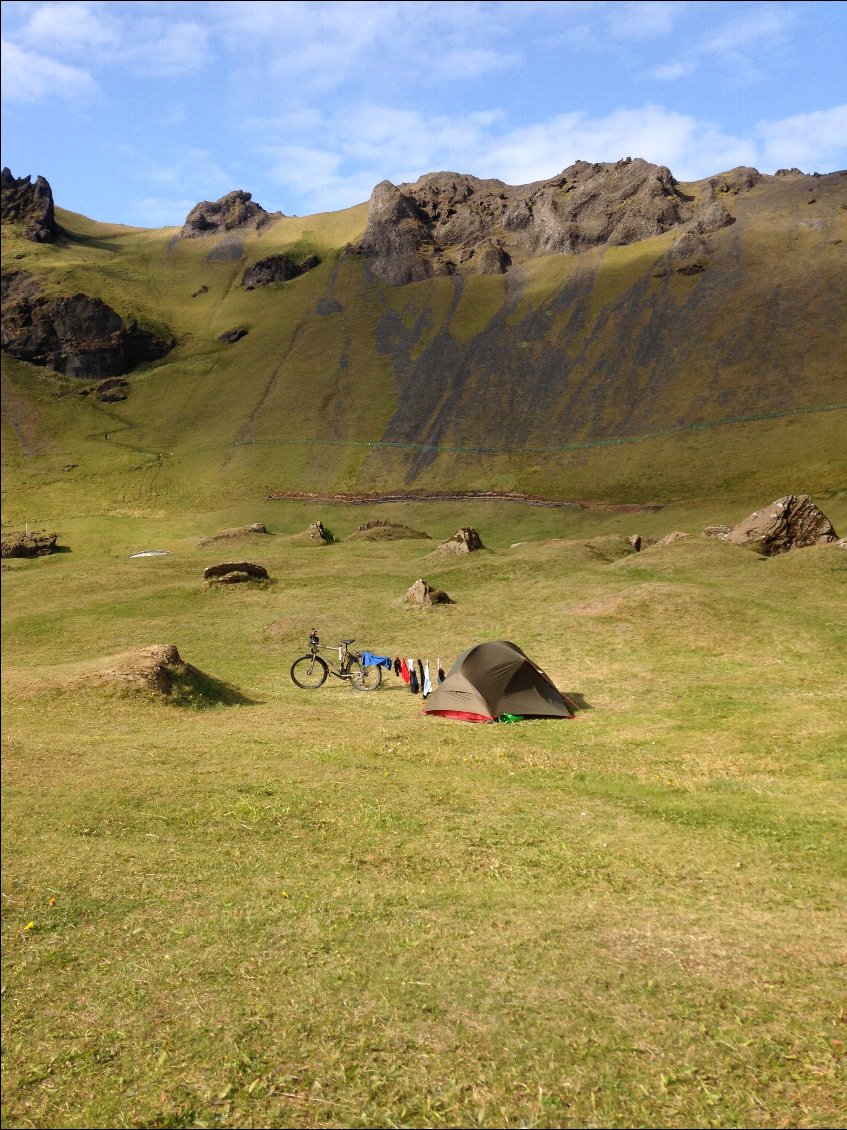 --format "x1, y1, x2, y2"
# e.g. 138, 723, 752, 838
360, 651, 447, 697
